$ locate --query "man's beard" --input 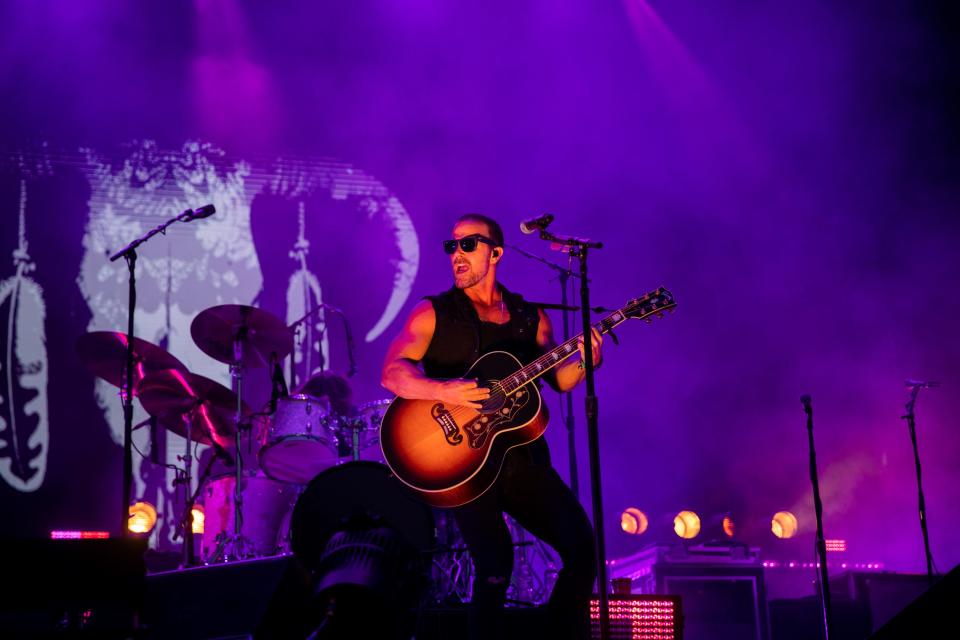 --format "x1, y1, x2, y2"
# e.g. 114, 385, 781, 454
454, 265, 485, 289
